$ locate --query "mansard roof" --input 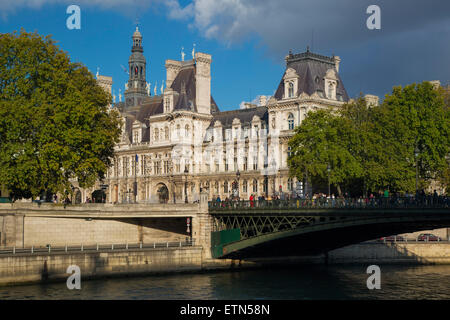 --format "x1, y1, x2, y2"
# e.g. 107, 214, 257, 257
120, 97, 163, 143
274, 50, 349, 102
170, 63, 220, 113
209, 106, 268, 129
